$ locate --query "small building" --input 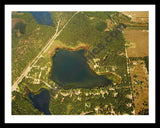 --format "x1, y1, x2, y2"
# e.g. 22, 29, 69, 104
126, 103, 132, 107
109, 88, 115, 91
33, 79, 40, 84
94, 106, 100, 114
114, 92, 118, 97
126, 94, 133, 100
